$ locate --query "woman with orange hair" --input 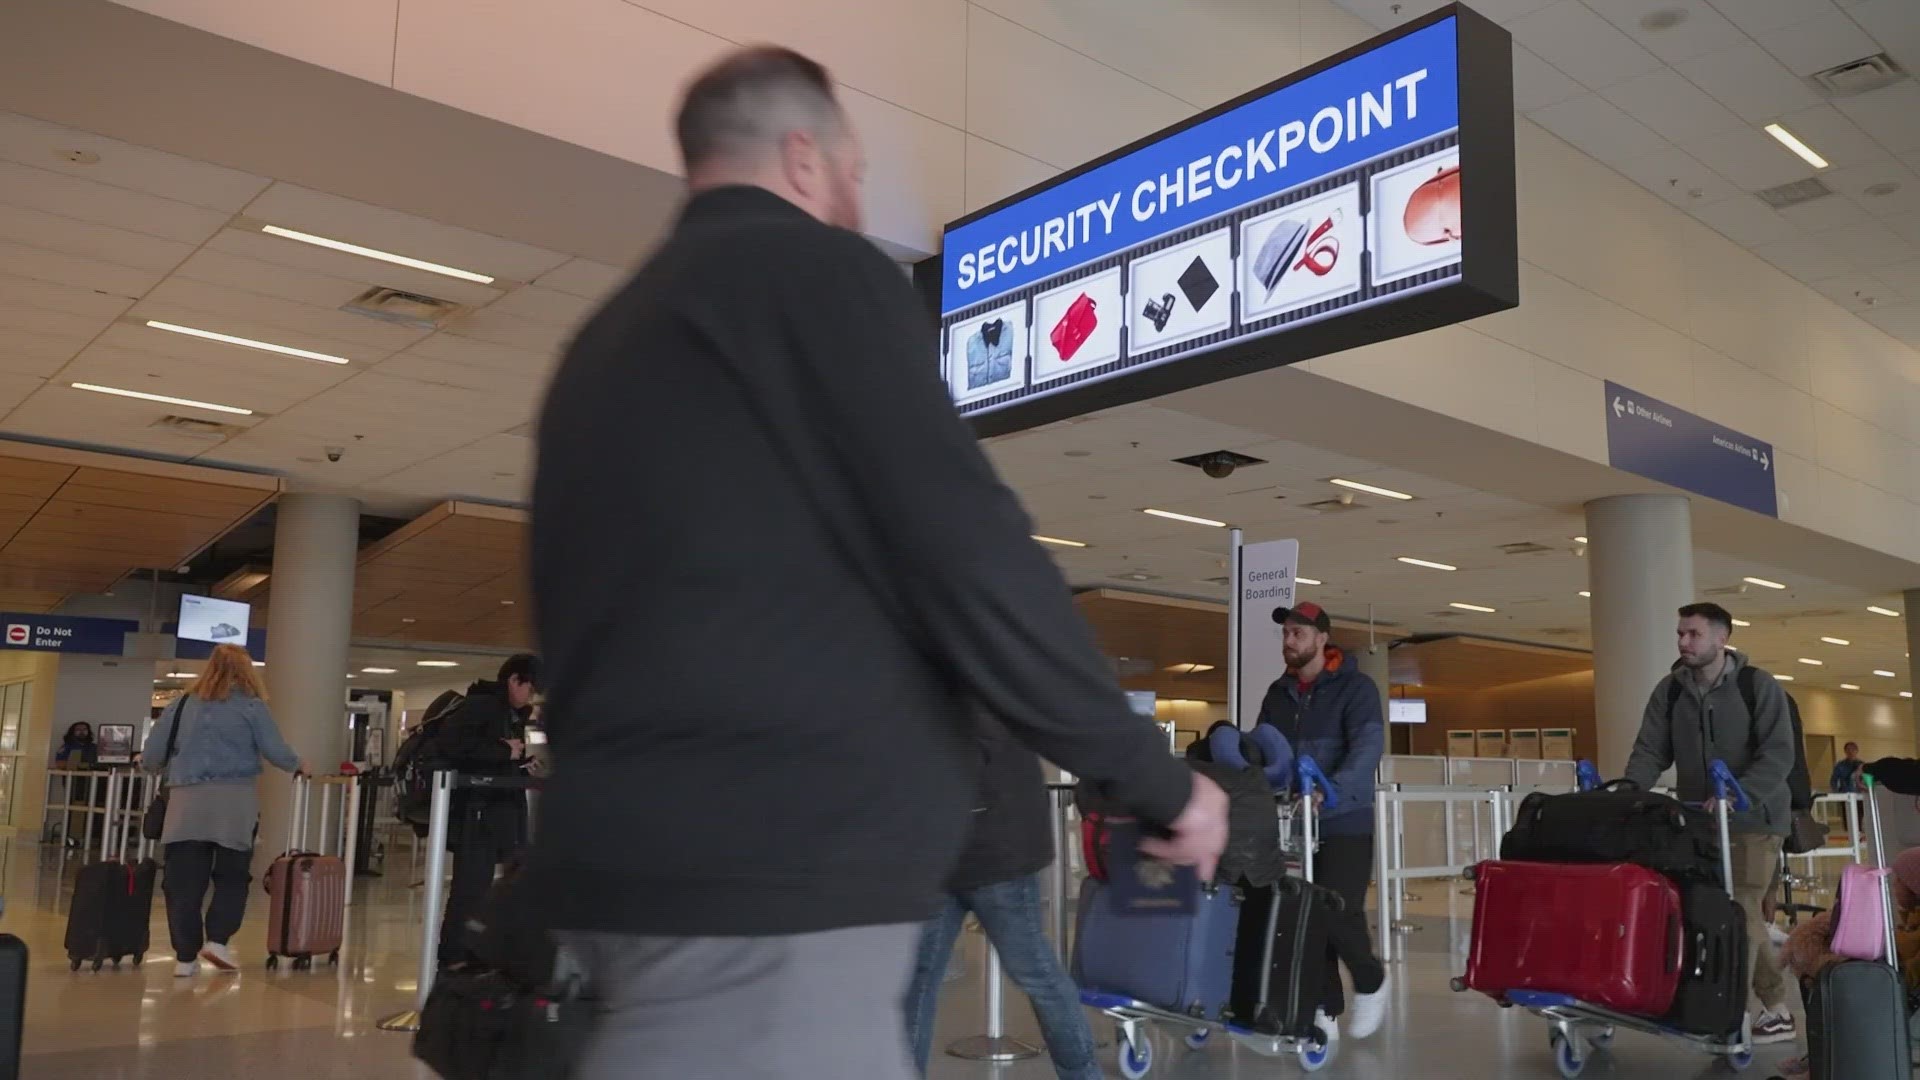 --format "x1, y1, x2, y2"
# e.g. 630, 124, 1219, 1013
142, 643, 307, 978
